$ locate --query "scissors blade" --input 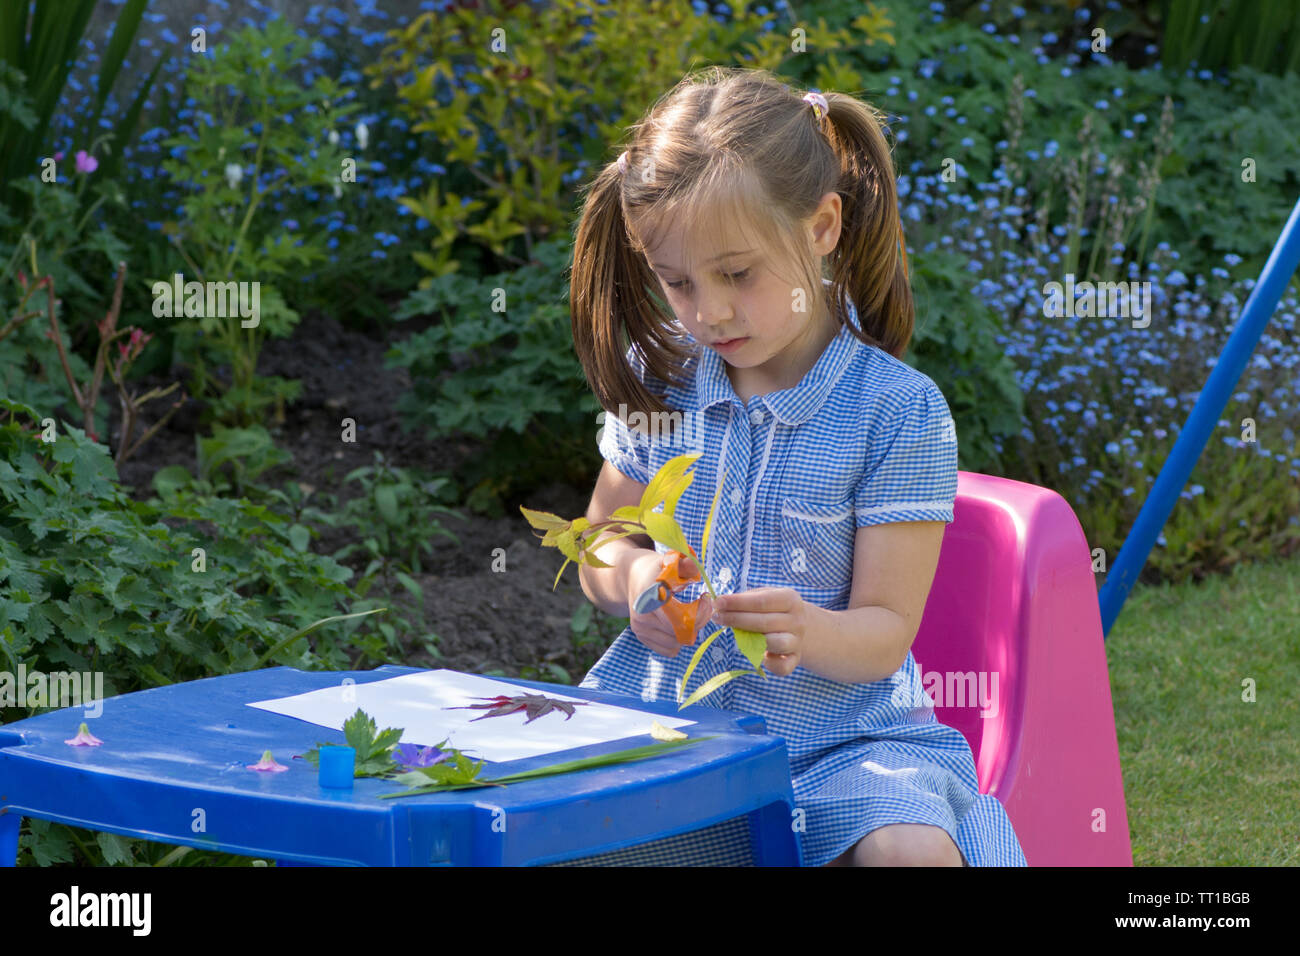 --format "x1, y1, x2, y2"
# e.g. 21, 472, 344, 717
633, 580, 671, 615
